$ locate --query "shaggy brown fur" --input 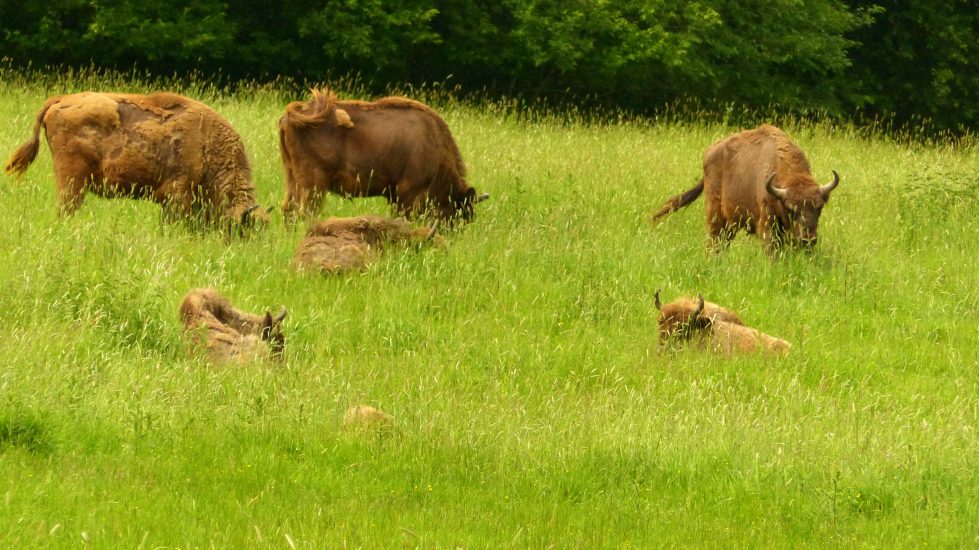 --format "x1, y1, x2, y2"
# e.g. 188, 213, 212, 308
179, 288, 287, 364
651, 124, 839, 254
292, 215, 441, 274
655, 290, 790, 356
5, 92, 269, 230
278, 88, 488, 222
342, 405, 395, 432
